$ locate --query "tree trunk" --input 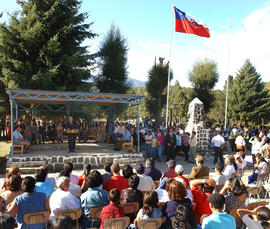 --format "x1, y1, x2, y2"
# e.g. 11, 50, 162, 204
155, 97, 162, 125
